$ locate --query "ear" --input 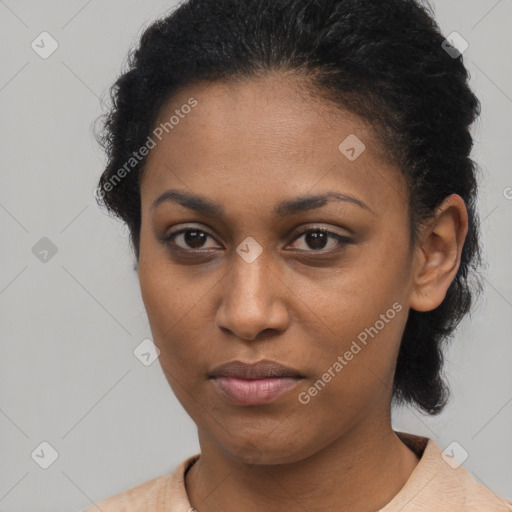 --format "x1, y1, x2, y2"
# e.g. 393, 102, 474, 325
409, 194, 468, 312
